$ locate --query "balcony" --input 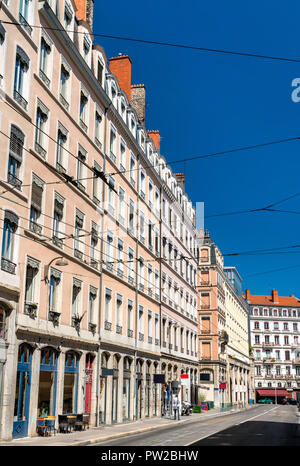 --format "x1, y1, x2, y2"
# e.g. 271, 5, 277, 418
104, 321, 112, 331
1, 257, 16, 274
39, 68, 50, 87
79, 119, 88, 133
19, 13, 32, 36
29, 220, 42, 236
34, 141, 47, 158
127, 329, 133, 338
52, 235, 63, 249
109, 151, 116, 164
59, 93, 69, 111
14, 89, 28, 110
24, 302, 37, 319
74, 248, 83, 261
116, 325, 122, 334
48, 309, 60, 326
7, 172, 22, 190
139, 332, 144, 342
